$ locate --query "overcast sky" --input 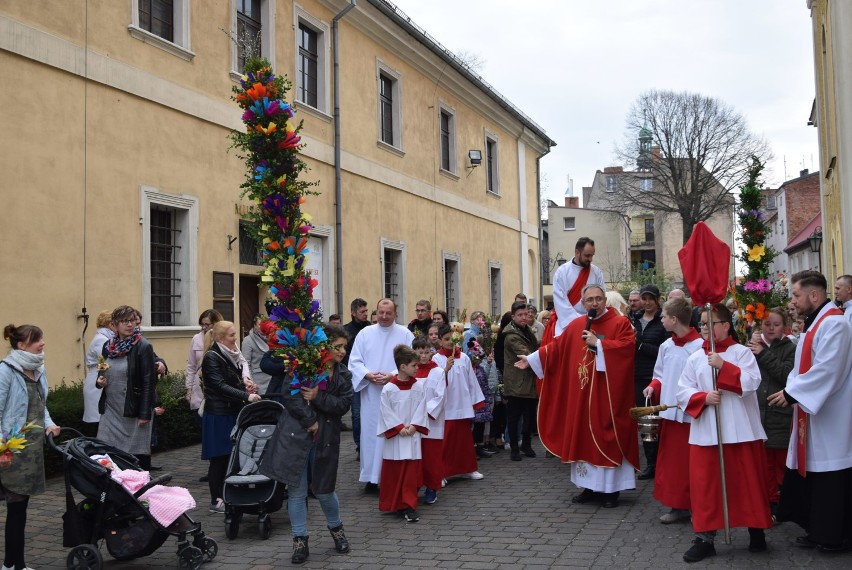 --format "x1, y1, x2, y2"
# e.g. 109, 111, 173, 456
391, 0, 819, 206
